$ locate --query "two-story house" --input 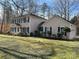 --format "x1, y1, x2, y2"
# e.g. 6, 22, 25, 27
74, 16, 79, 38
10, 14, 46, 35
